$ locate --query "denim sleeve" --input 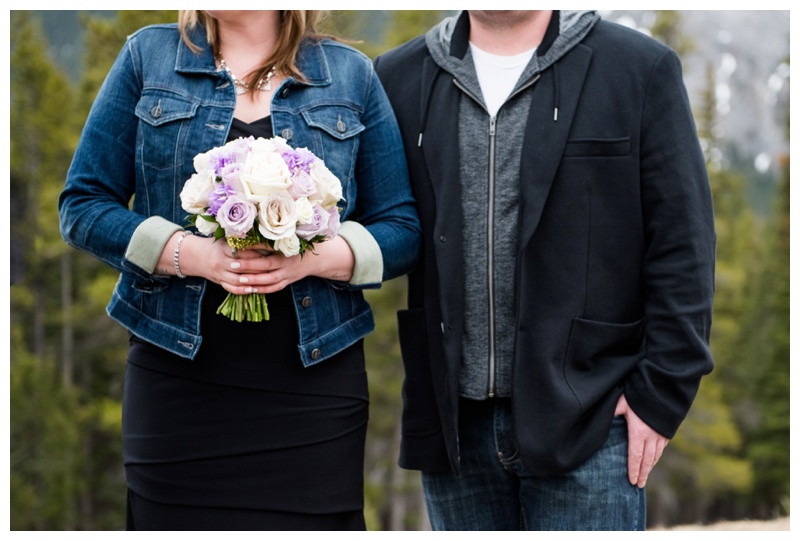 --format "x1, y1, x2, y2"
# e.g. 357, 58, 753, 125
346, 66, 421, 289
58, 38, 173, 283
